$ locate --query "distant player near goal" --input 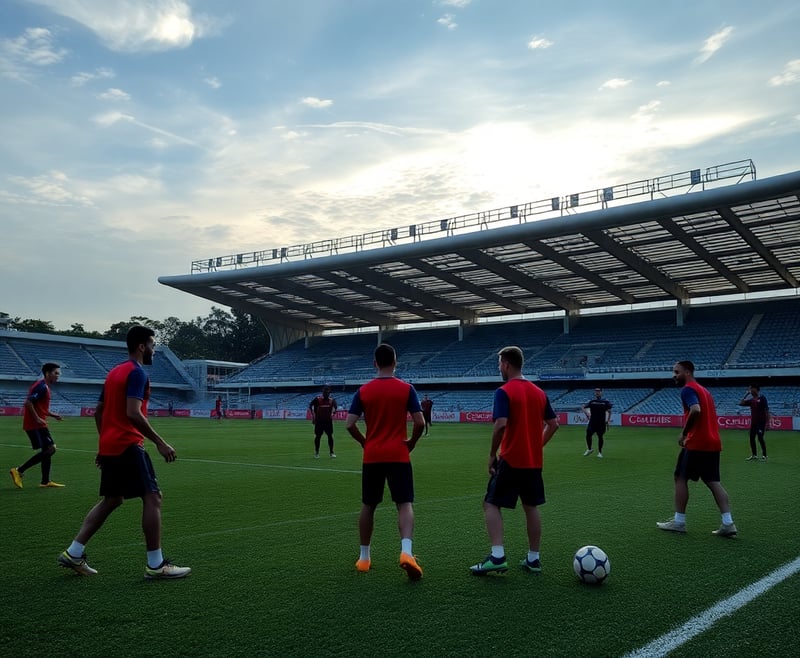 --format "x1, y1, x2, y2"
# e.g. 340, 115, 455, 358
738, 384, 769, 462
309, 385, 338, 458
